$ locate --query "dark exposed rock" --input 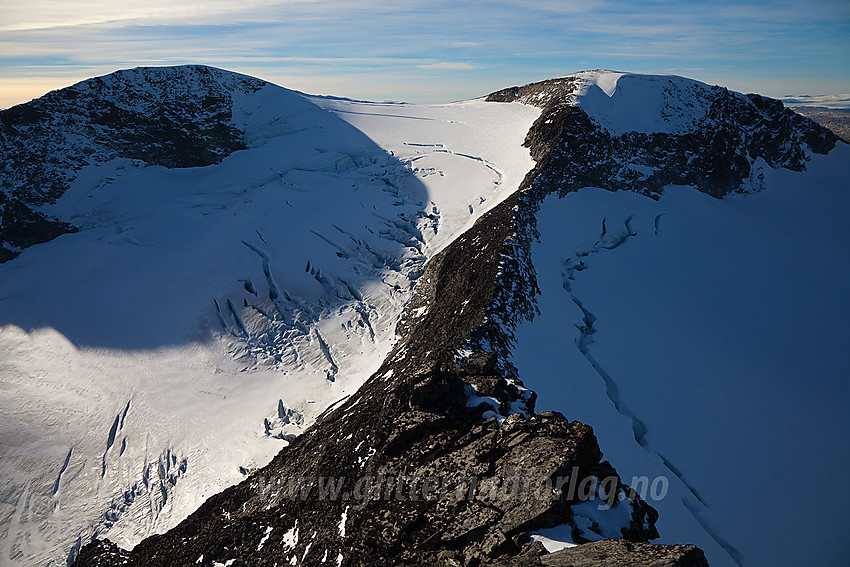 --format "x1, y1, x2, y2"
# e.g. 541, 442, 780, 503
438, 539, 709, 567
540, 539, 709, 567
0, 192, 78, 259
0, 65, 265, 261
